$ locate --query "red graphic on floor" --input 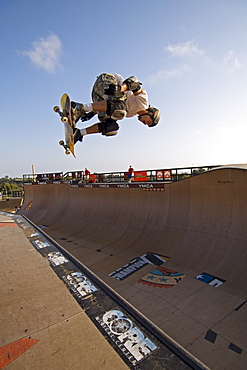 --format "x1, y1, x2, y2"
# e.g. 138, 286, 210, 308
0, 222, 17, 228
0, 338, 40, 369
